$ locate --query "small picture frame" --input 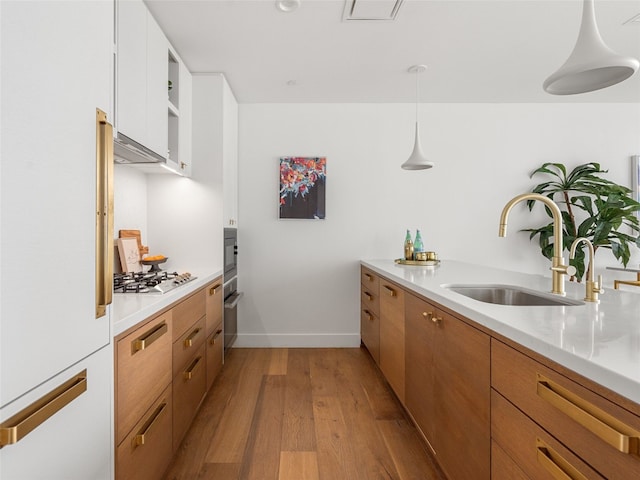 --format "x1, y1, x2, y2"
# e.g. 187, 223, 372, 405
117, 237, 141, 273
